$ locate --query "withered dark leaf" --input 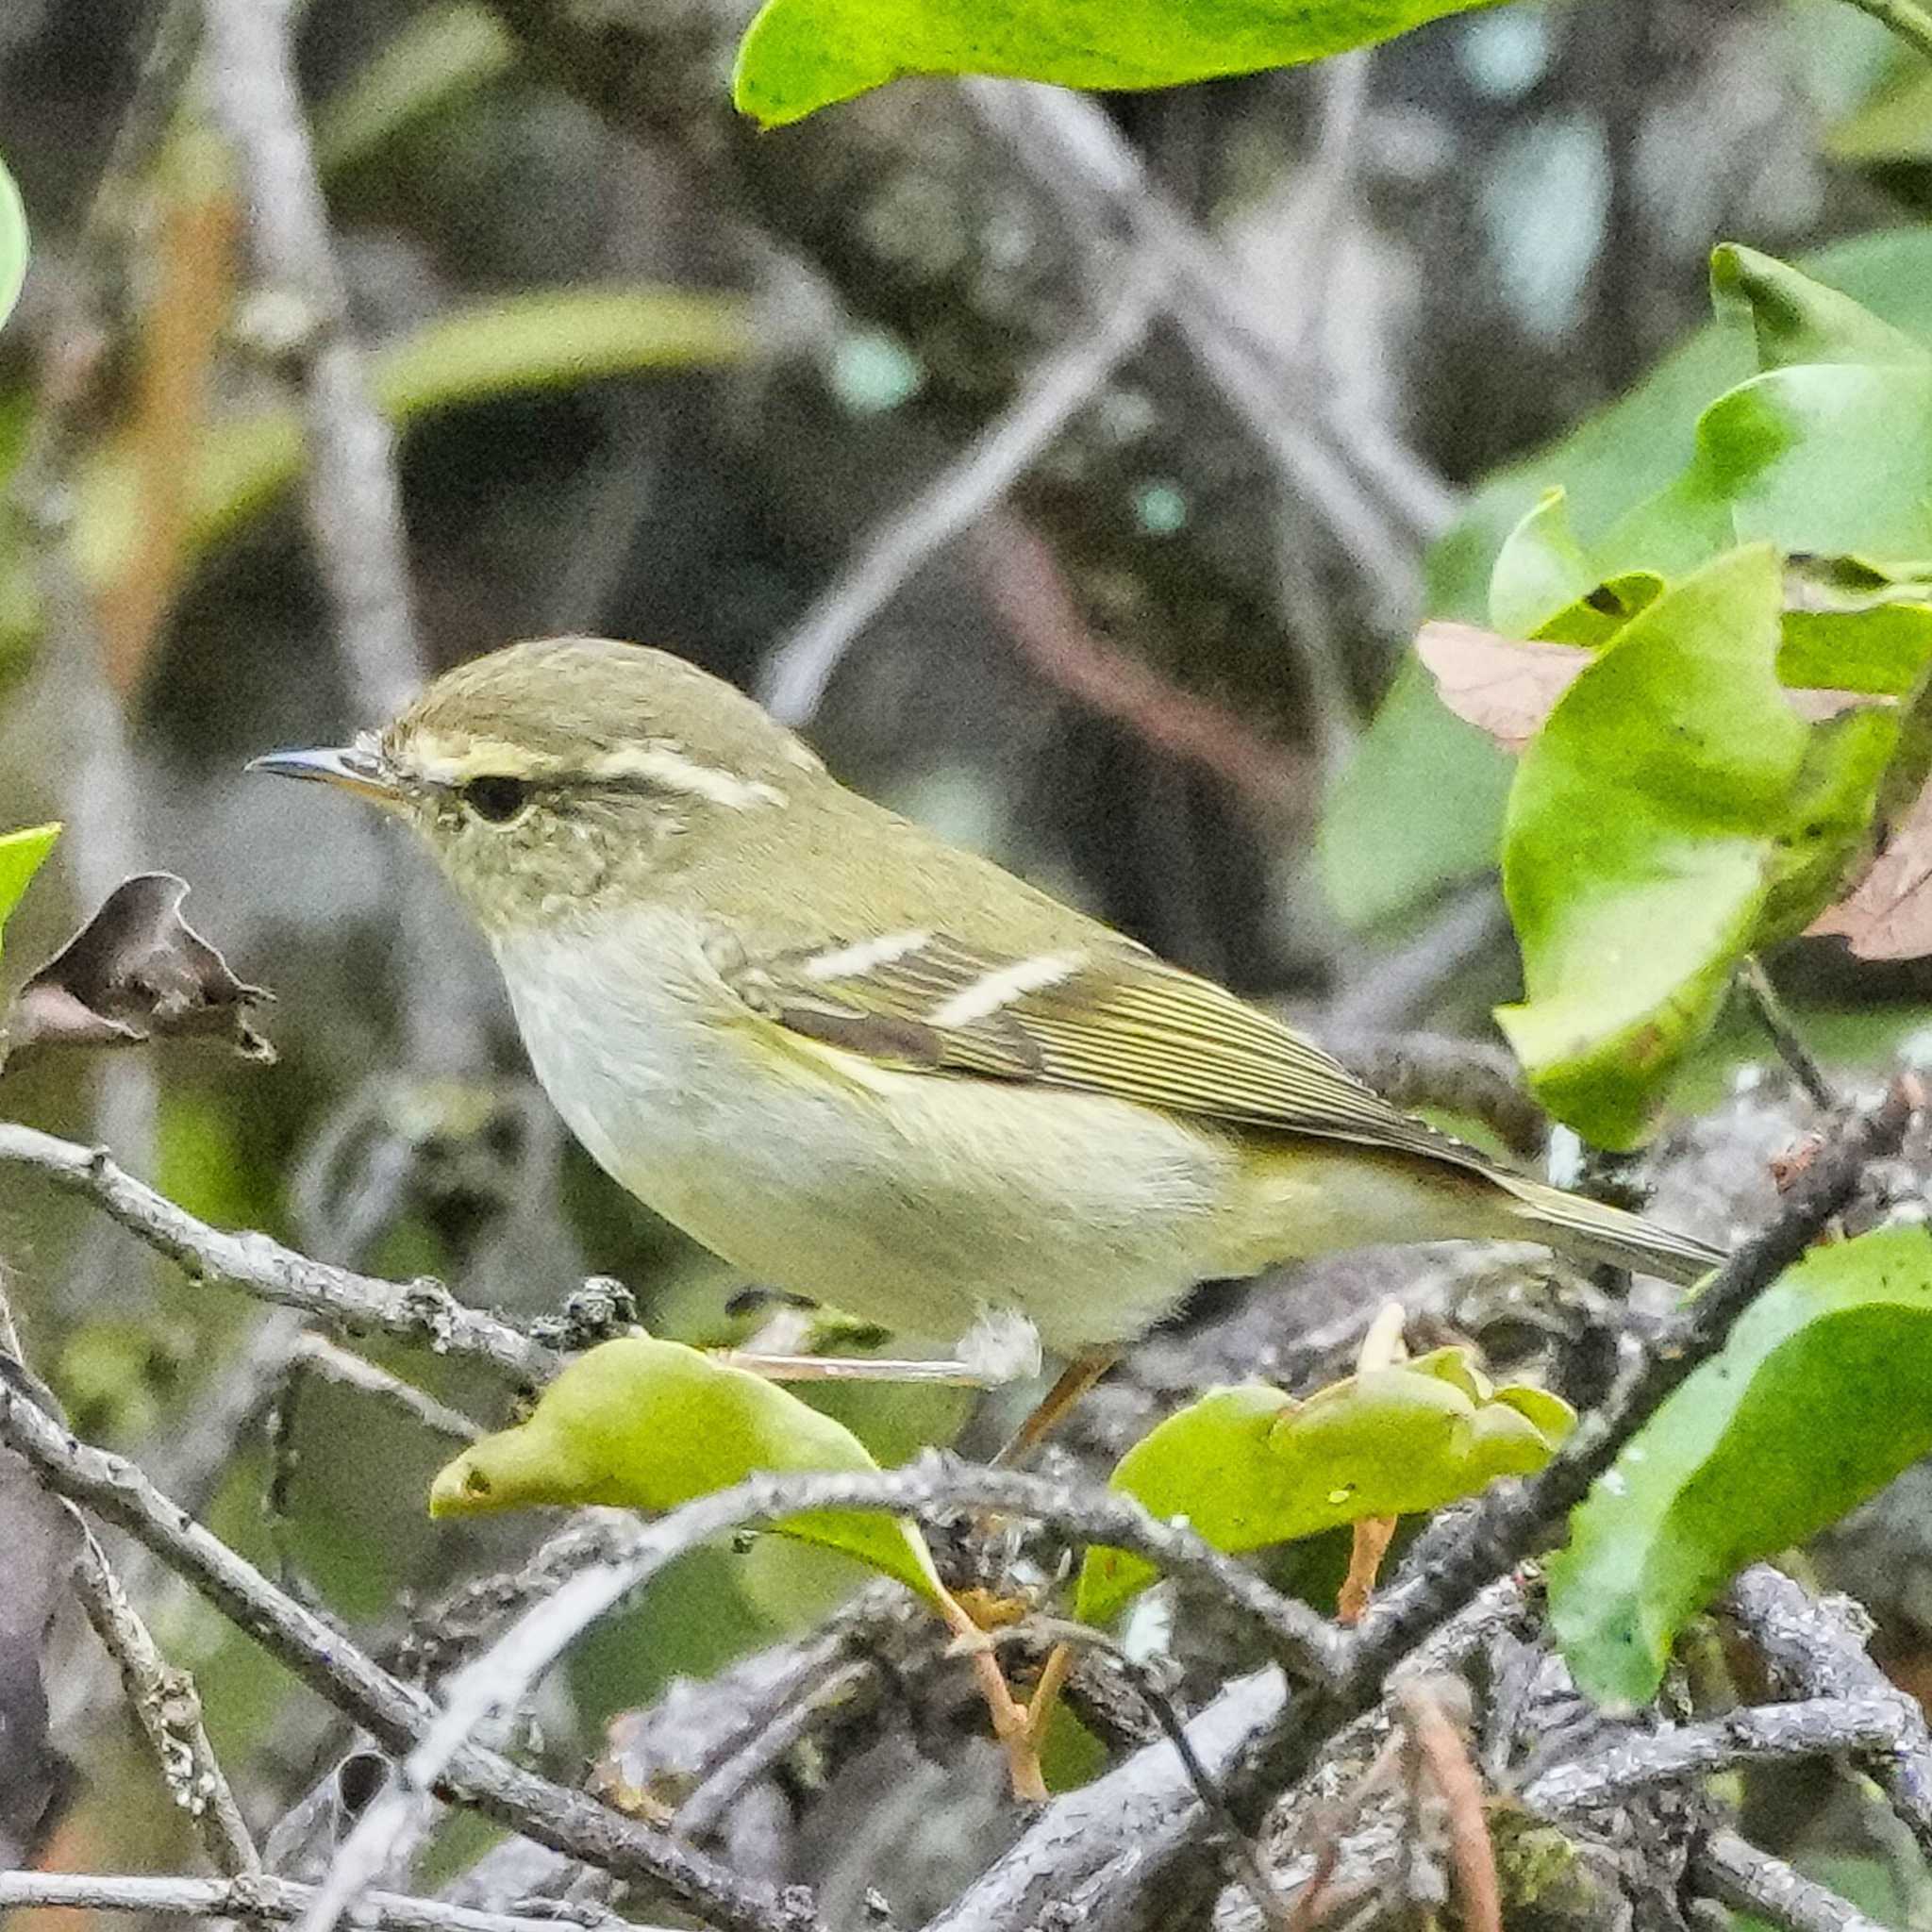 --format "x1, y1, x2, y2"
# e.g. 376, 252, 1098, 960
2, 873, 275, 1067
